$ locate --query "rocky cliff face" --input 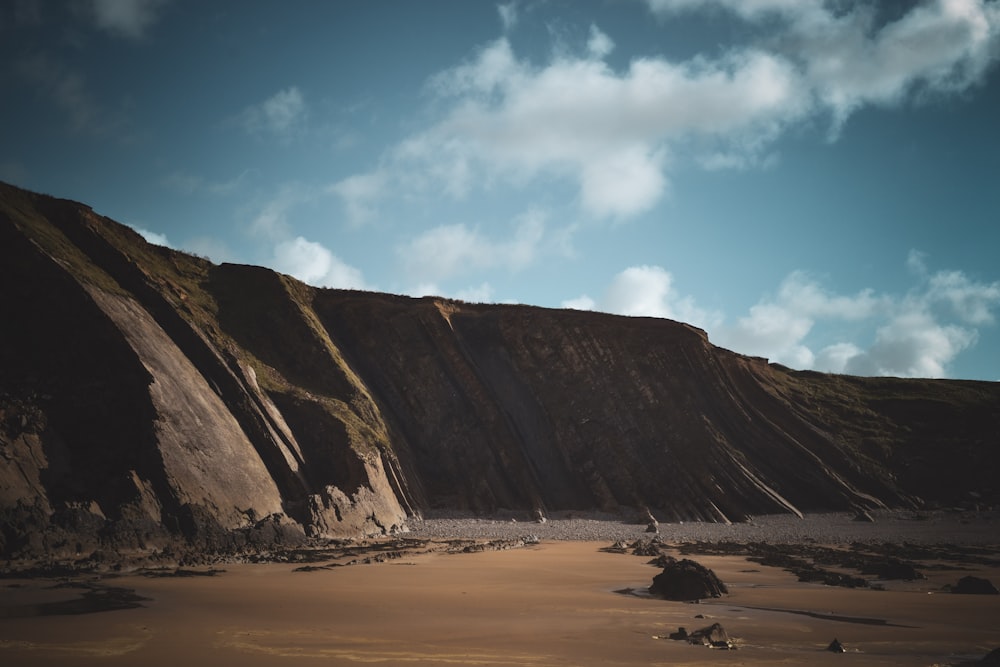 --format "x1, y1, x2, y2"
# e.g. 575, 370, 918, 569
2, 182, 998, 561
